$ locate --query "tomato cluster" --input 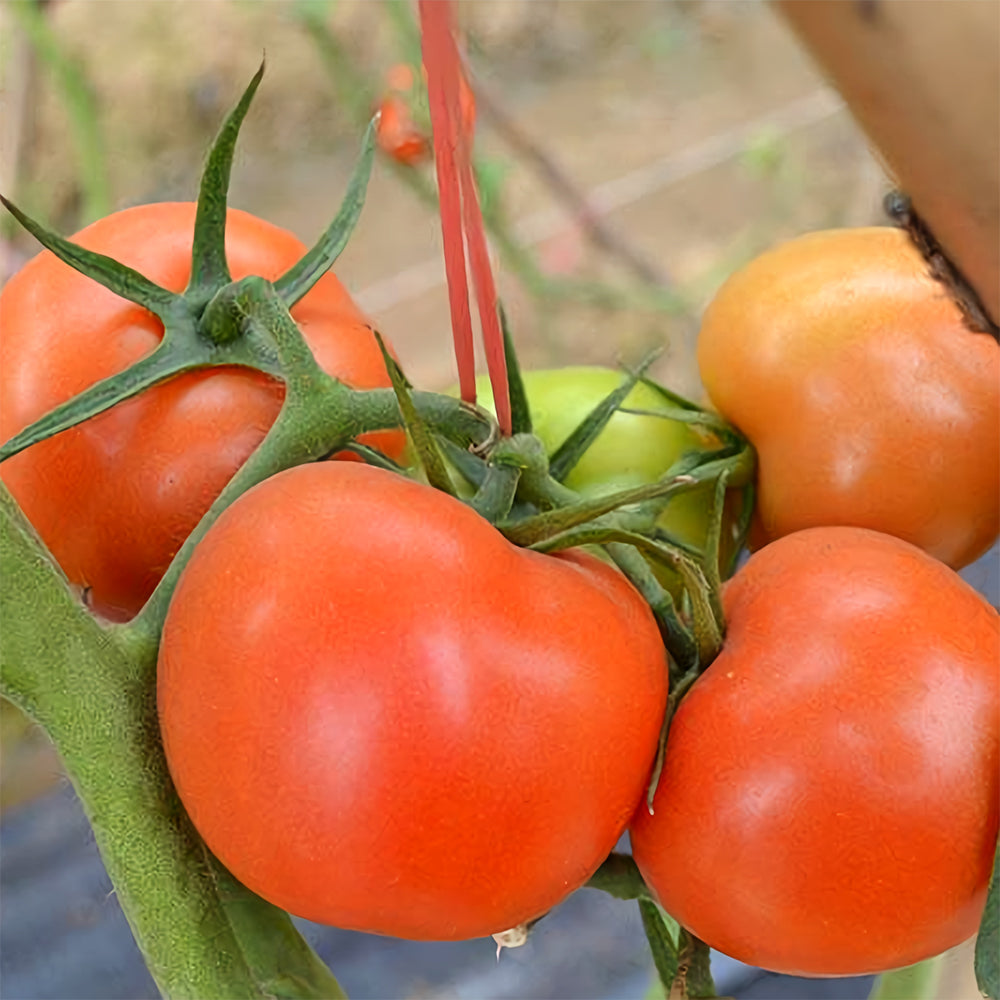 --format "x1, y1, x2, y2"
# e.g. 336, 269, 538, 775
1, 186, 997, 981
627, 225, 1000, 976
